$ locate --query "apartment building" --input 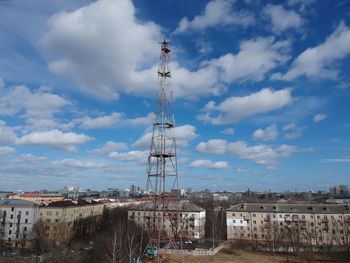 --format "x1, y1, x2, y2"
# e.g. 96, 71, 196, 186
0, 199, 39, 248
128, 202, 206, 239
39, 200, 104, 239
227, 203, 350, 246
